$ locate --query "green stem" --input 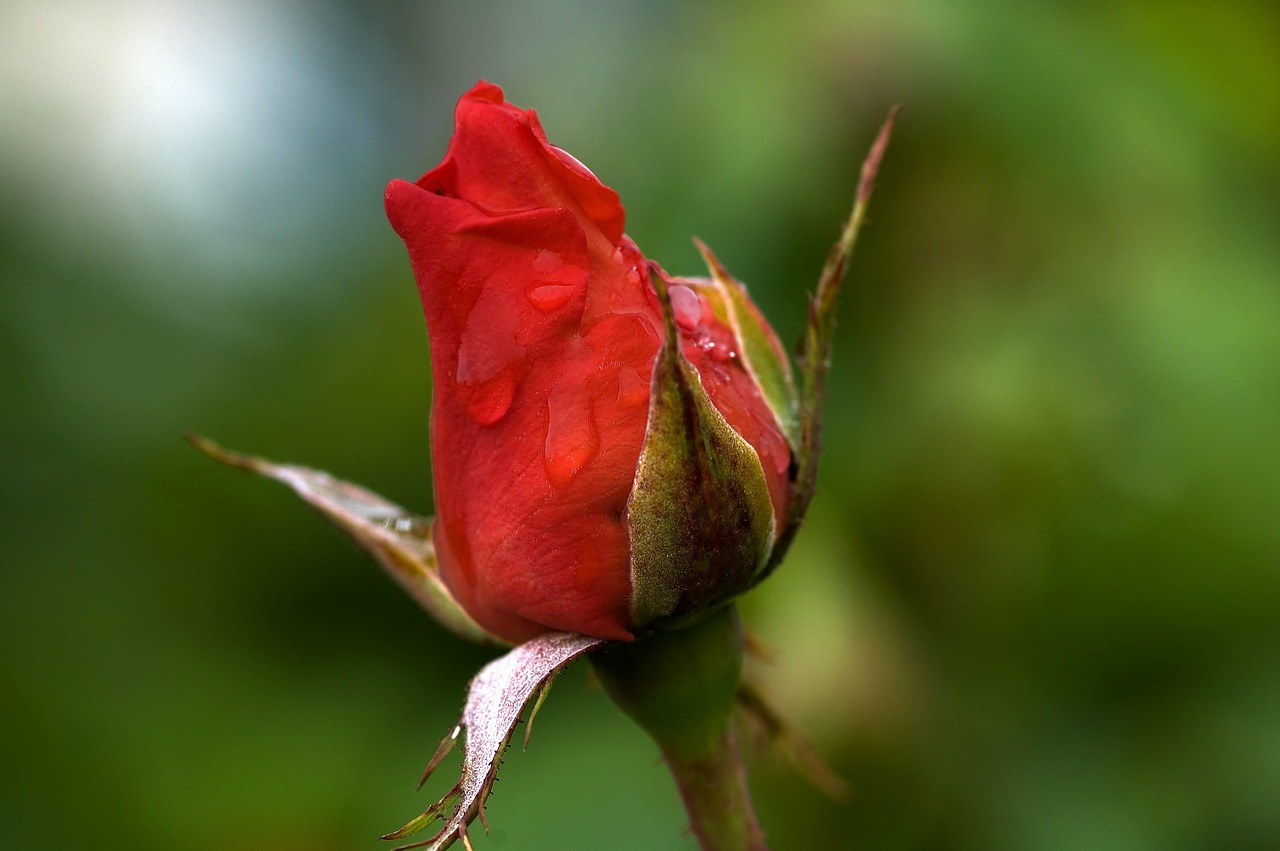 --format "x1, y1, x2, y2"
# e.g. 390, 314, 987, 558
592, 605, 767, 851
661, 723, 767, 851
